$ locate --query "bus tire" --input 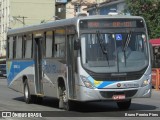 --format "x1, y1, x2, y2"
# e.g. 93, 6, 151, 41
24, 80, 32, 104
117, 99, 131, 110
58, 86, 73, 111
36, 96, 43, 104
64, 100, 73, 111
58, 87, 64, 109
31, 95, 43, 104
